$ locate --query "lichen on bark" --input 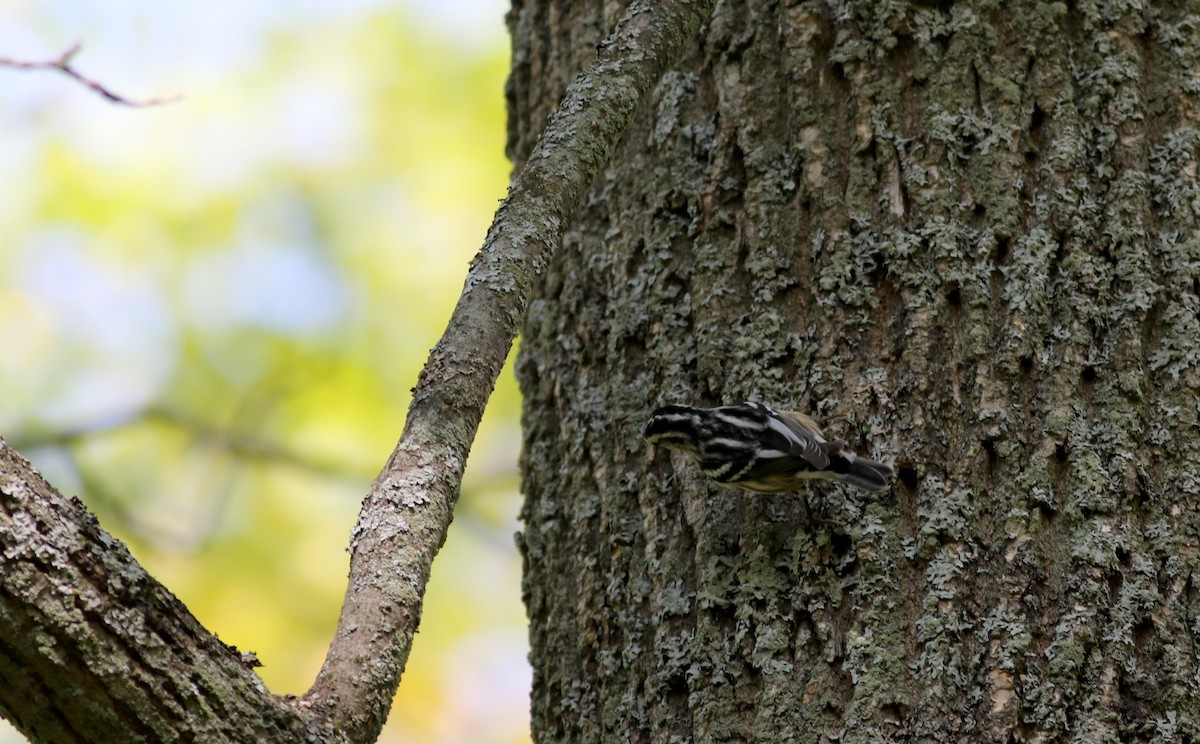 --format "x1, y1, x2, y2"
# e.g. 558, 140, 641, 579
512, 0, 1200, 741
